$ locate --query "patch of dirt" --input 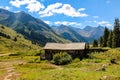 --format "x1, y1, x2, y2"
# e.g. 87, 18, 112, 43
0, 60, 25, 80
0, 53, 11, 57
49, 64, 63, 70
